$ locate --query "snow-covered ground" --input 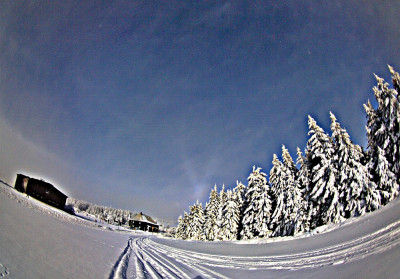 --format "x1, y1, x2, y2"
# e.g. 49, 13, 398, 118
1, 182, 400, 278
